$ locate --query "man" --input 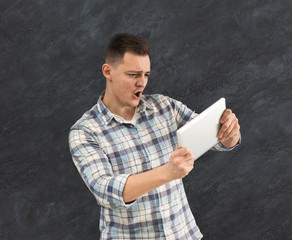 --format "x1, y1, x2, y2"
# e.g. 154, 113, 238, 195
68, 33, 241, 239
